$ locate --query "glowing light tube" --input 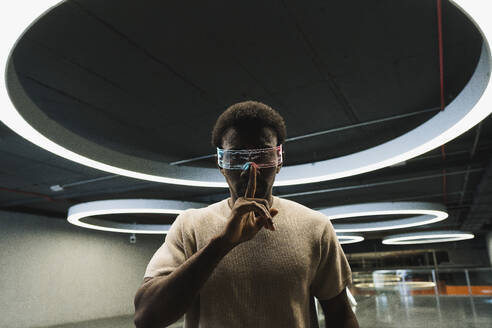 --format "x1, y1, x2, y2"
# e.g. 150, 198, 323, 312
319, 202, 448, 233
336, 233, 364, 244
382, 230, 474, 245
67, 199, 206, 234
